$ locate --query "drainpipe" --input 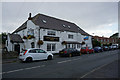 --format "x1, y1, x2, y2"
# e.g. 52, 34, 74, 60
39, 27, 40, 48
